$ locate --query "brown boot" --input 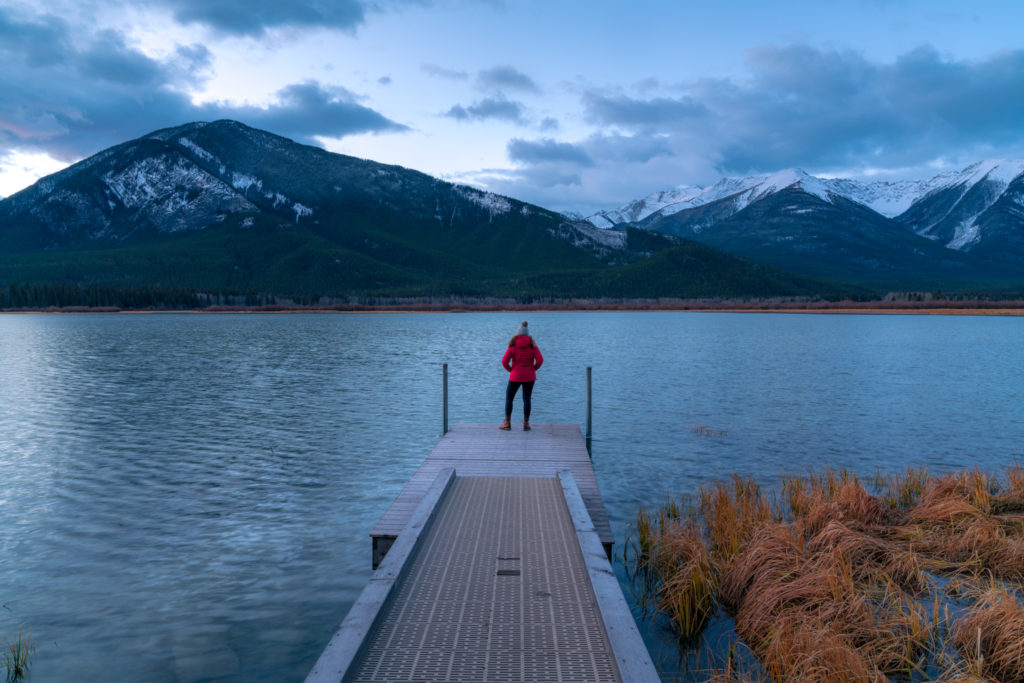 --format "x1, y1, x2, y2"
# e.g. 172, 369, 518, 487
499, 417, 511, 430
523, 421, 531, 431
